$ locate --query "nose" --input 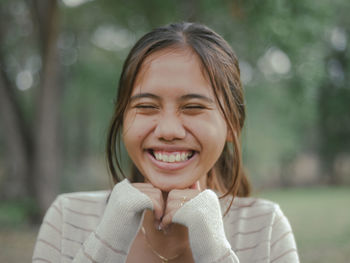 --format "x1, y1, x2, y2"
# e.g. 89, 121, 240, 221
154, 111, 186, 141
